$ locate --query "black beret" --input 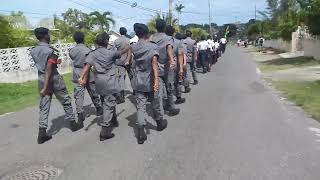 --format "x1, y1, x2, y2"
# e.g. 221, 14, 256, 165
134, 23, 149, 34
175, 33, 183, 40
34, 27, 49, 34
